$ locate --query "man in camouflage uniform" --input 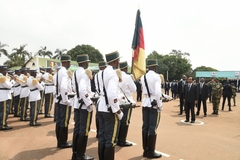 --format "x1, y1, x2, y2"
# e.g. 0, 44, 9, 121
208, 78, 223, 115
231, 83, 237, 106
